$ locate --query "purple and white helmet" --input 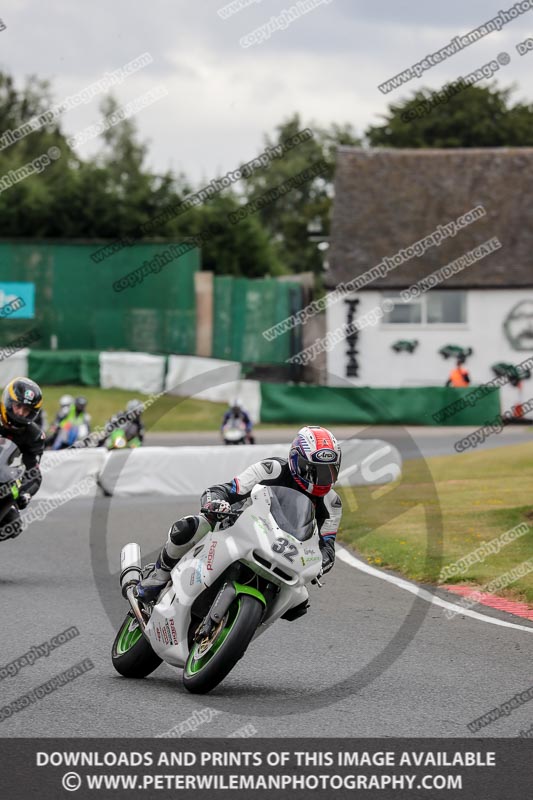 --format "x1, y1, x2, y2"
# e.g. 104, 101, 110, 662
288, 425, 341, 497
